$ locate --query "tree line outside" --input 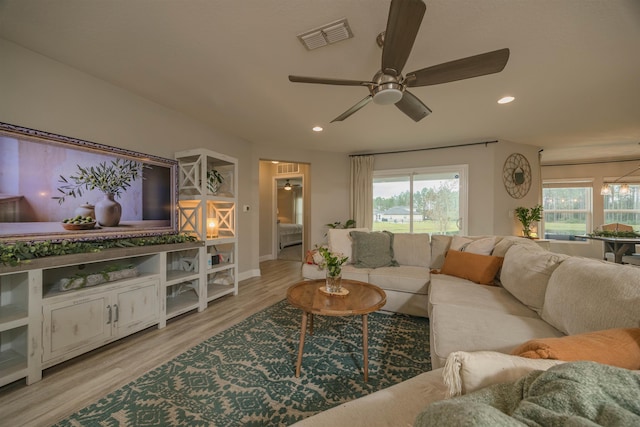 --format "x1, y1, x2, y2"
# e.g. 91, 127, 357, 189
372, 181, 460, 234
